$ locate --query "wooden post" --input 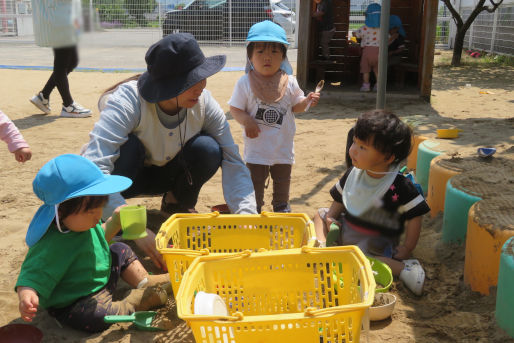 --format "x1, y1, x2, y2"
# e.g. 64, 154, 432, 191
420, 0, 439, 101
296, 0, 312, 89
